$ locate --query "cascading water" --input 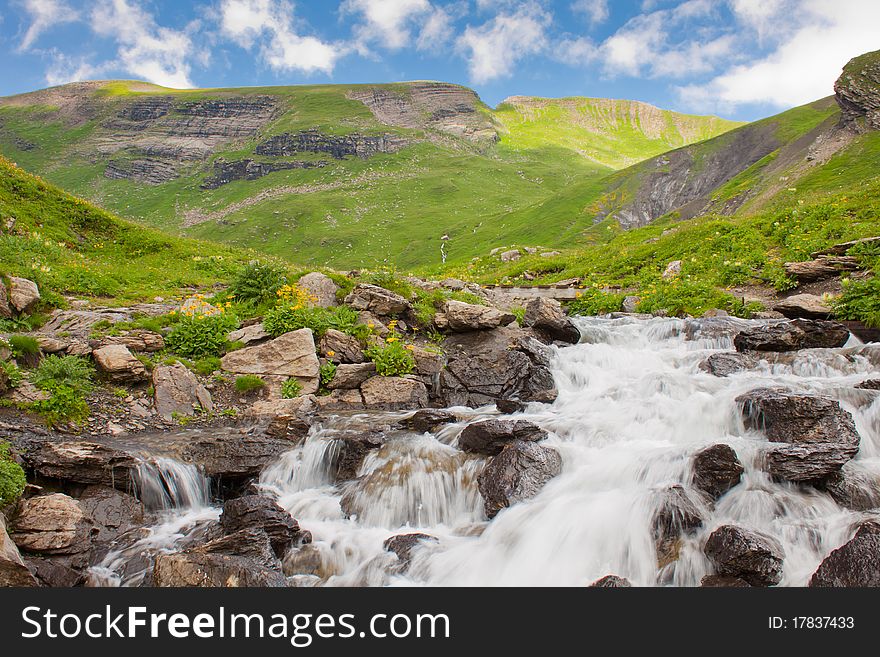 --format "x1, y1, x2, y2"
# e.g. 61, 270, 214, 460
133, 458, 212, 511
92, 316, 880, 587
